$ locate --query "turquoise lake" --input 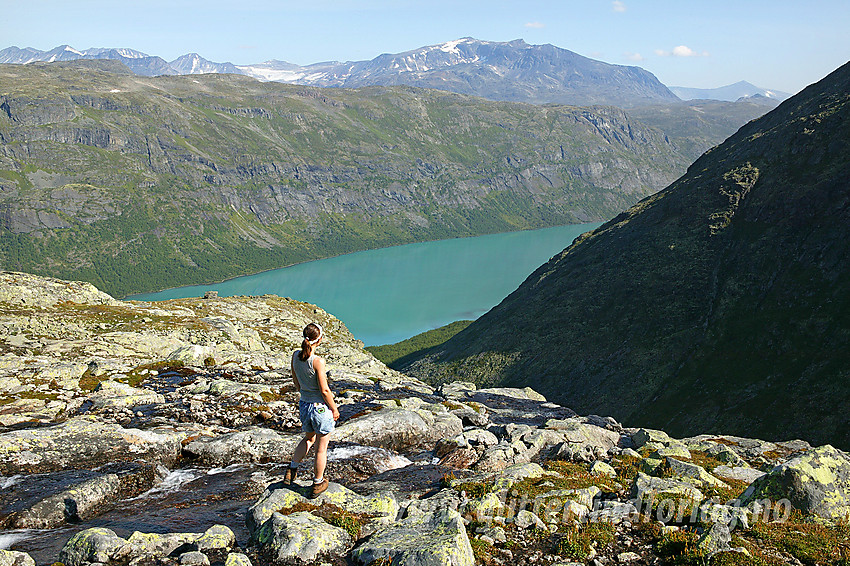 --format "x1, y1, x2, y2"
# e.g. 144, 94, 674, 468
130, 223, 601, 346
